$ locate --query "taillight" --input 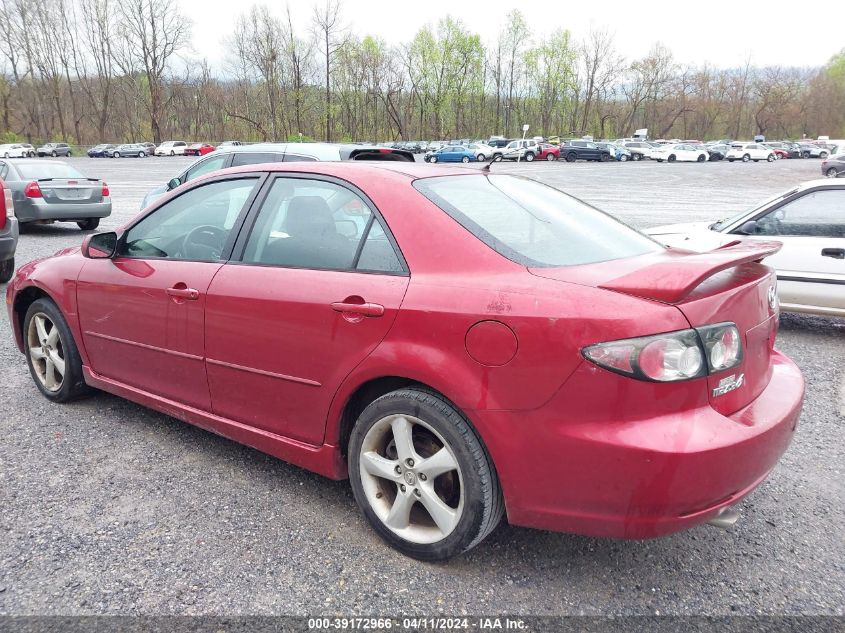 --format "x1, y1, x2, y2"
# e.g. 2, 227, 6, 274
0, 182, 9, 230
24, 181, 42, 198
101, 182, 110, 197
583, 322, 743, 382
